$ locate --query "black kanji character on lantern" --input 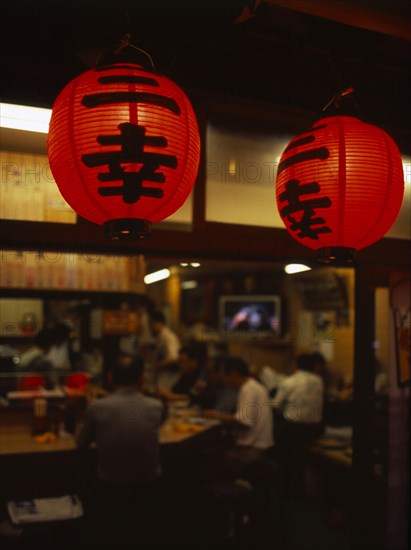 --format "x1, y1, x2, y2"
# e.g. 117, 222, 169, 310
82, 123, 177, 204
279, 179, 332, 240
